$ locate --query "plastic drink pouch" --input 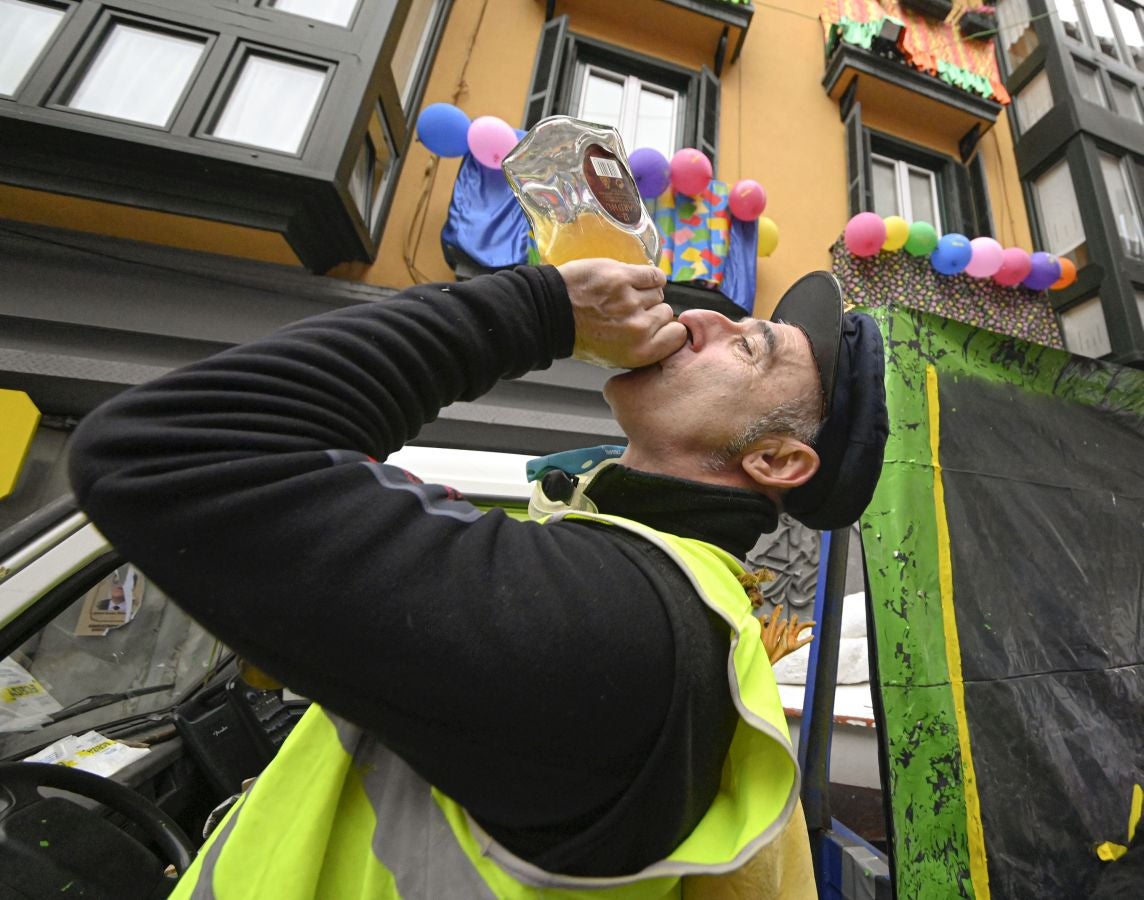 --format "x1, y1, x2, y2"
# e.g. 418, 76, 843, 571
502, 116, 658, 266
